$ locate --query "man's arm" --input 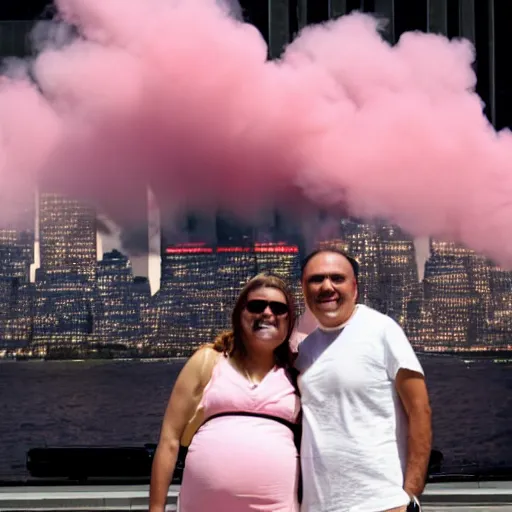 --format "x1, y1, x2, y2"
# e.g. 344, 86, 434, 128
396, 368, 432, 498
